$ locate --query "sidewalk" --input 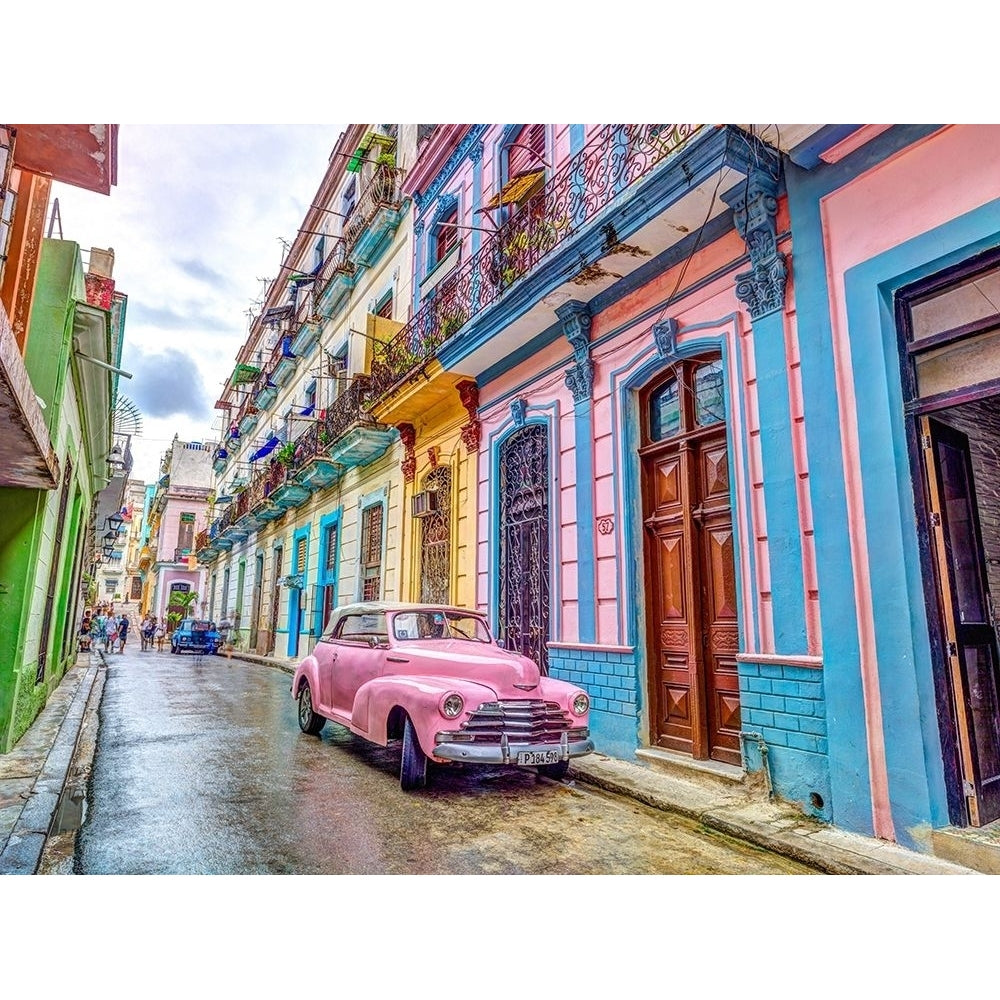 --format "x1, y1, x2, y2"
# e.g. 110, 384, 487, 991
0, 649, 981, 875
0, 654, 103, 874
